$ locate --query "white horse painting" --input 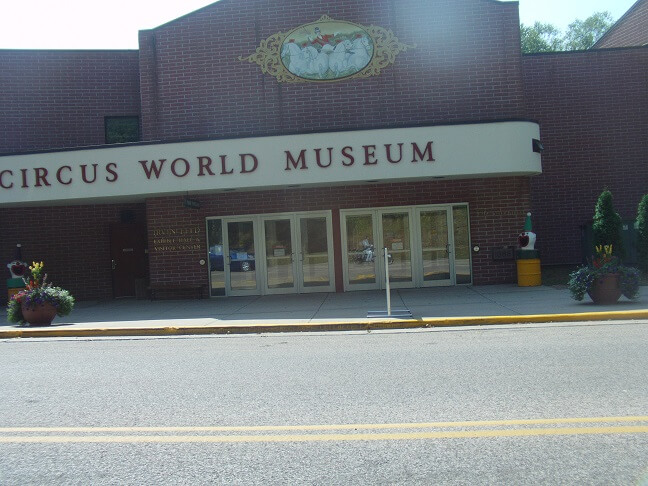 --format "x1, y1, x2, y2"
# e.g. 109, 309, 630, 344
348, 36, 372, 71
328, 40, 352, 77
281, 42, 311, 77
280, 33, 373, 80
305, 44, 333, 77
310, 44, 333, 79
